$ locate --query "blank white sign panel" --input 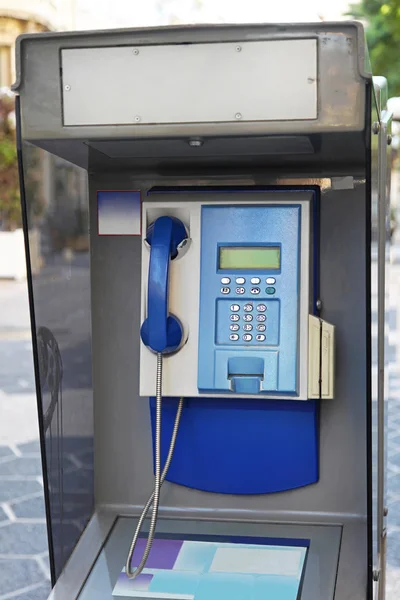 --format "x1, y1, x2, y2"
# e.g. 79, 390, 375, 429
61, 40, 317, 126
